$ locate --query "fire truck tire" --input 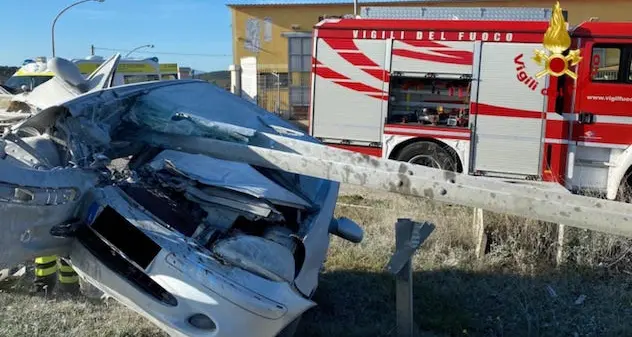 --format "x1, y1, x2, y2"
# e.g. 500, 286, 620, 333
616, 171, 632, 203
396, 141, 459, 172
